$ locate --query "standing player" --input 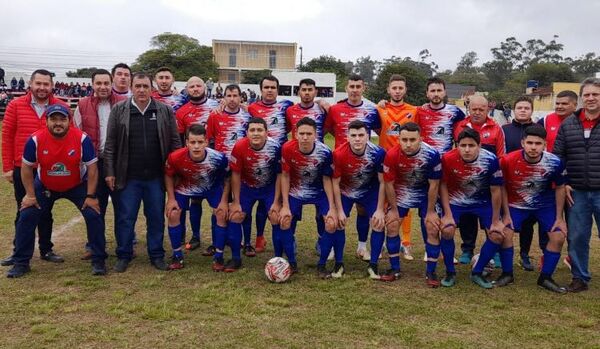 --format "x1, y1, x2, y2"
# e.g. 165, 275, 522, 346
383, 123, 442, 285
111, 63, 131, 97
501, 125, 568, 293
151, 67, 186, 112
286, 78, 328, 141
331, 120, 386, 278
206, 84, 250, 158
164, 124, 232, 271
278, 117, 337, 275
439, 128, 506, 289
